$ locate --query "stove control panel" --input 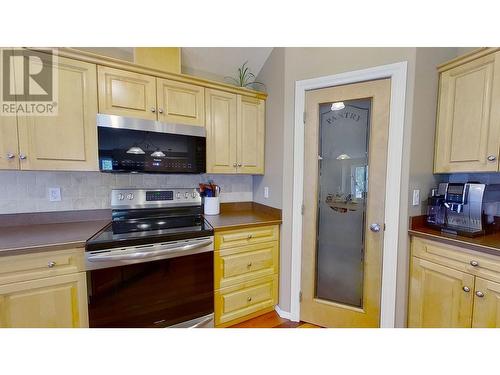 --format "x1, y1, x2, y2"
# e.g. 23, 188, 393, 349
111, 188, 201, 208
